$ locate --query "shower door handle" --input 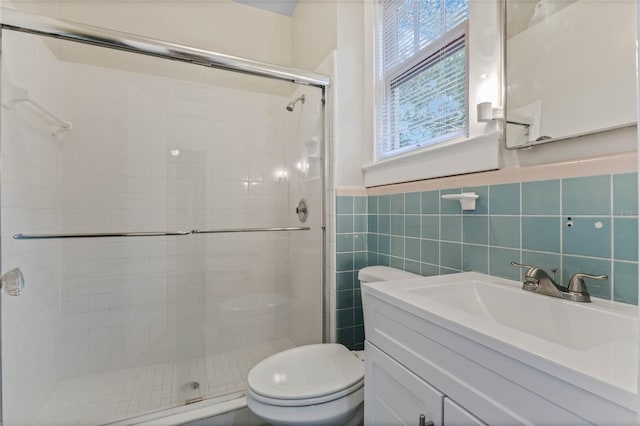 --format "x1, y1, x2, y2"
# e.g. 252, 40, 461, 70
0, 268, 25, 296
